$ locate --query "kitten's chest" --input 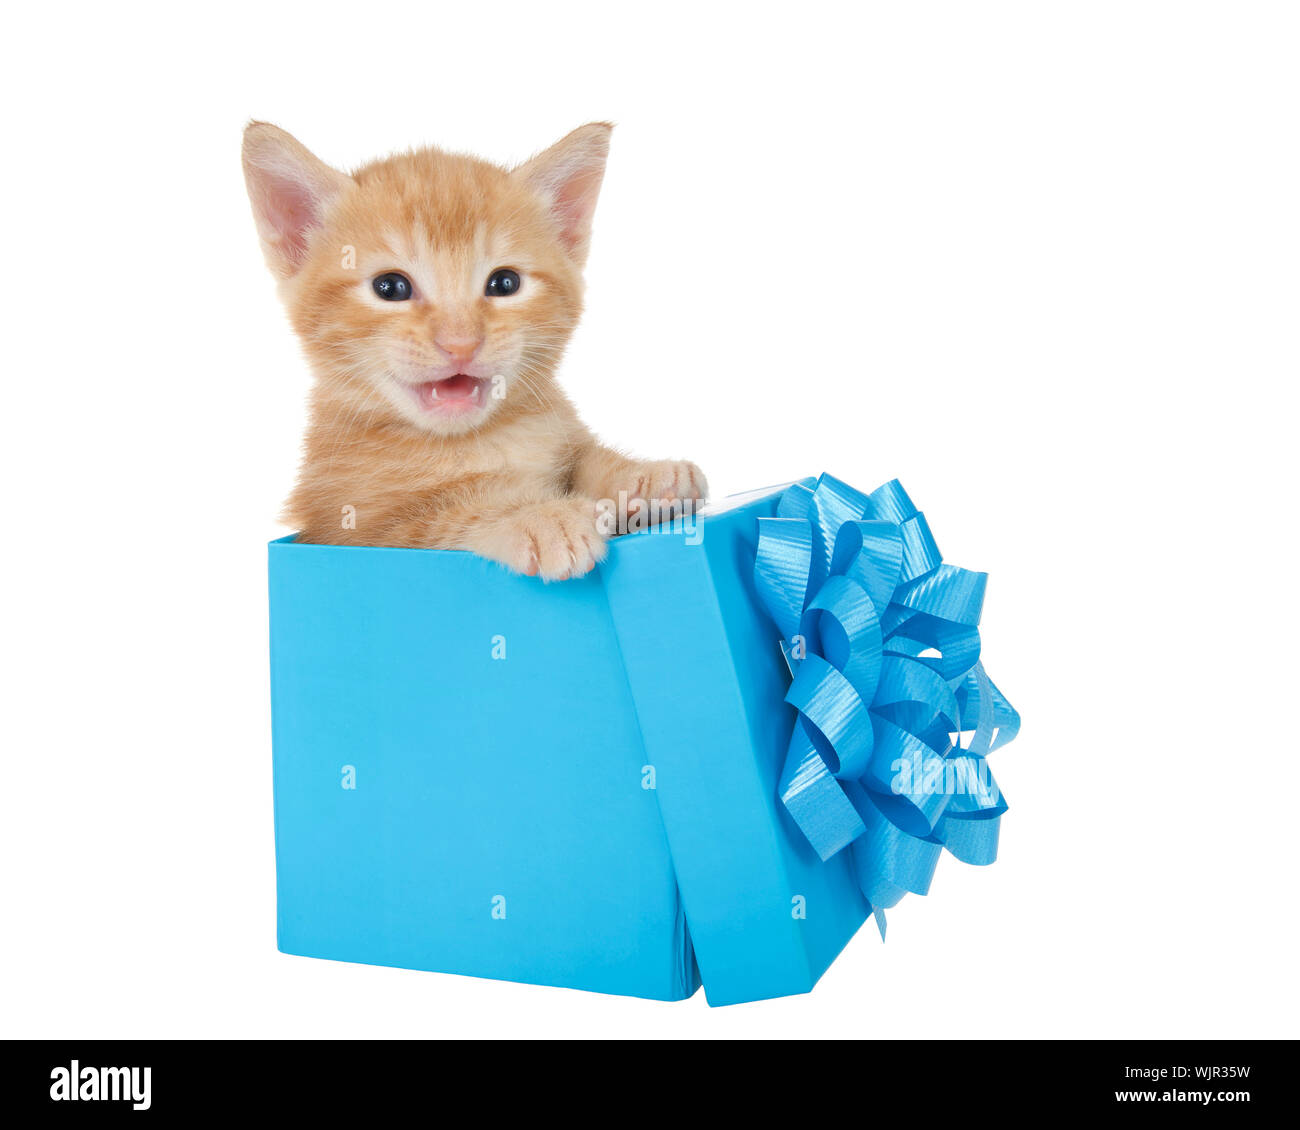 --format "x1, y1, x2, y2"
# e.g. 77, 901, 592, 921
400, 414, 574, 491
